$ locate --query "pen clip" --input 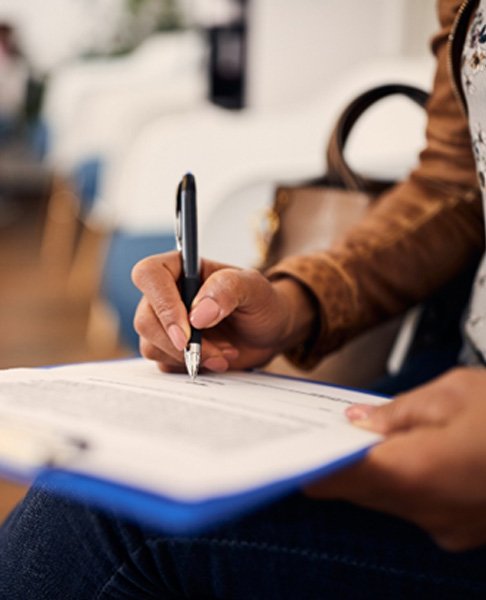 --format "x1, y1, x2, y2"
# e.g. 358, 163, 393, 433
175, 180, 183, 252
